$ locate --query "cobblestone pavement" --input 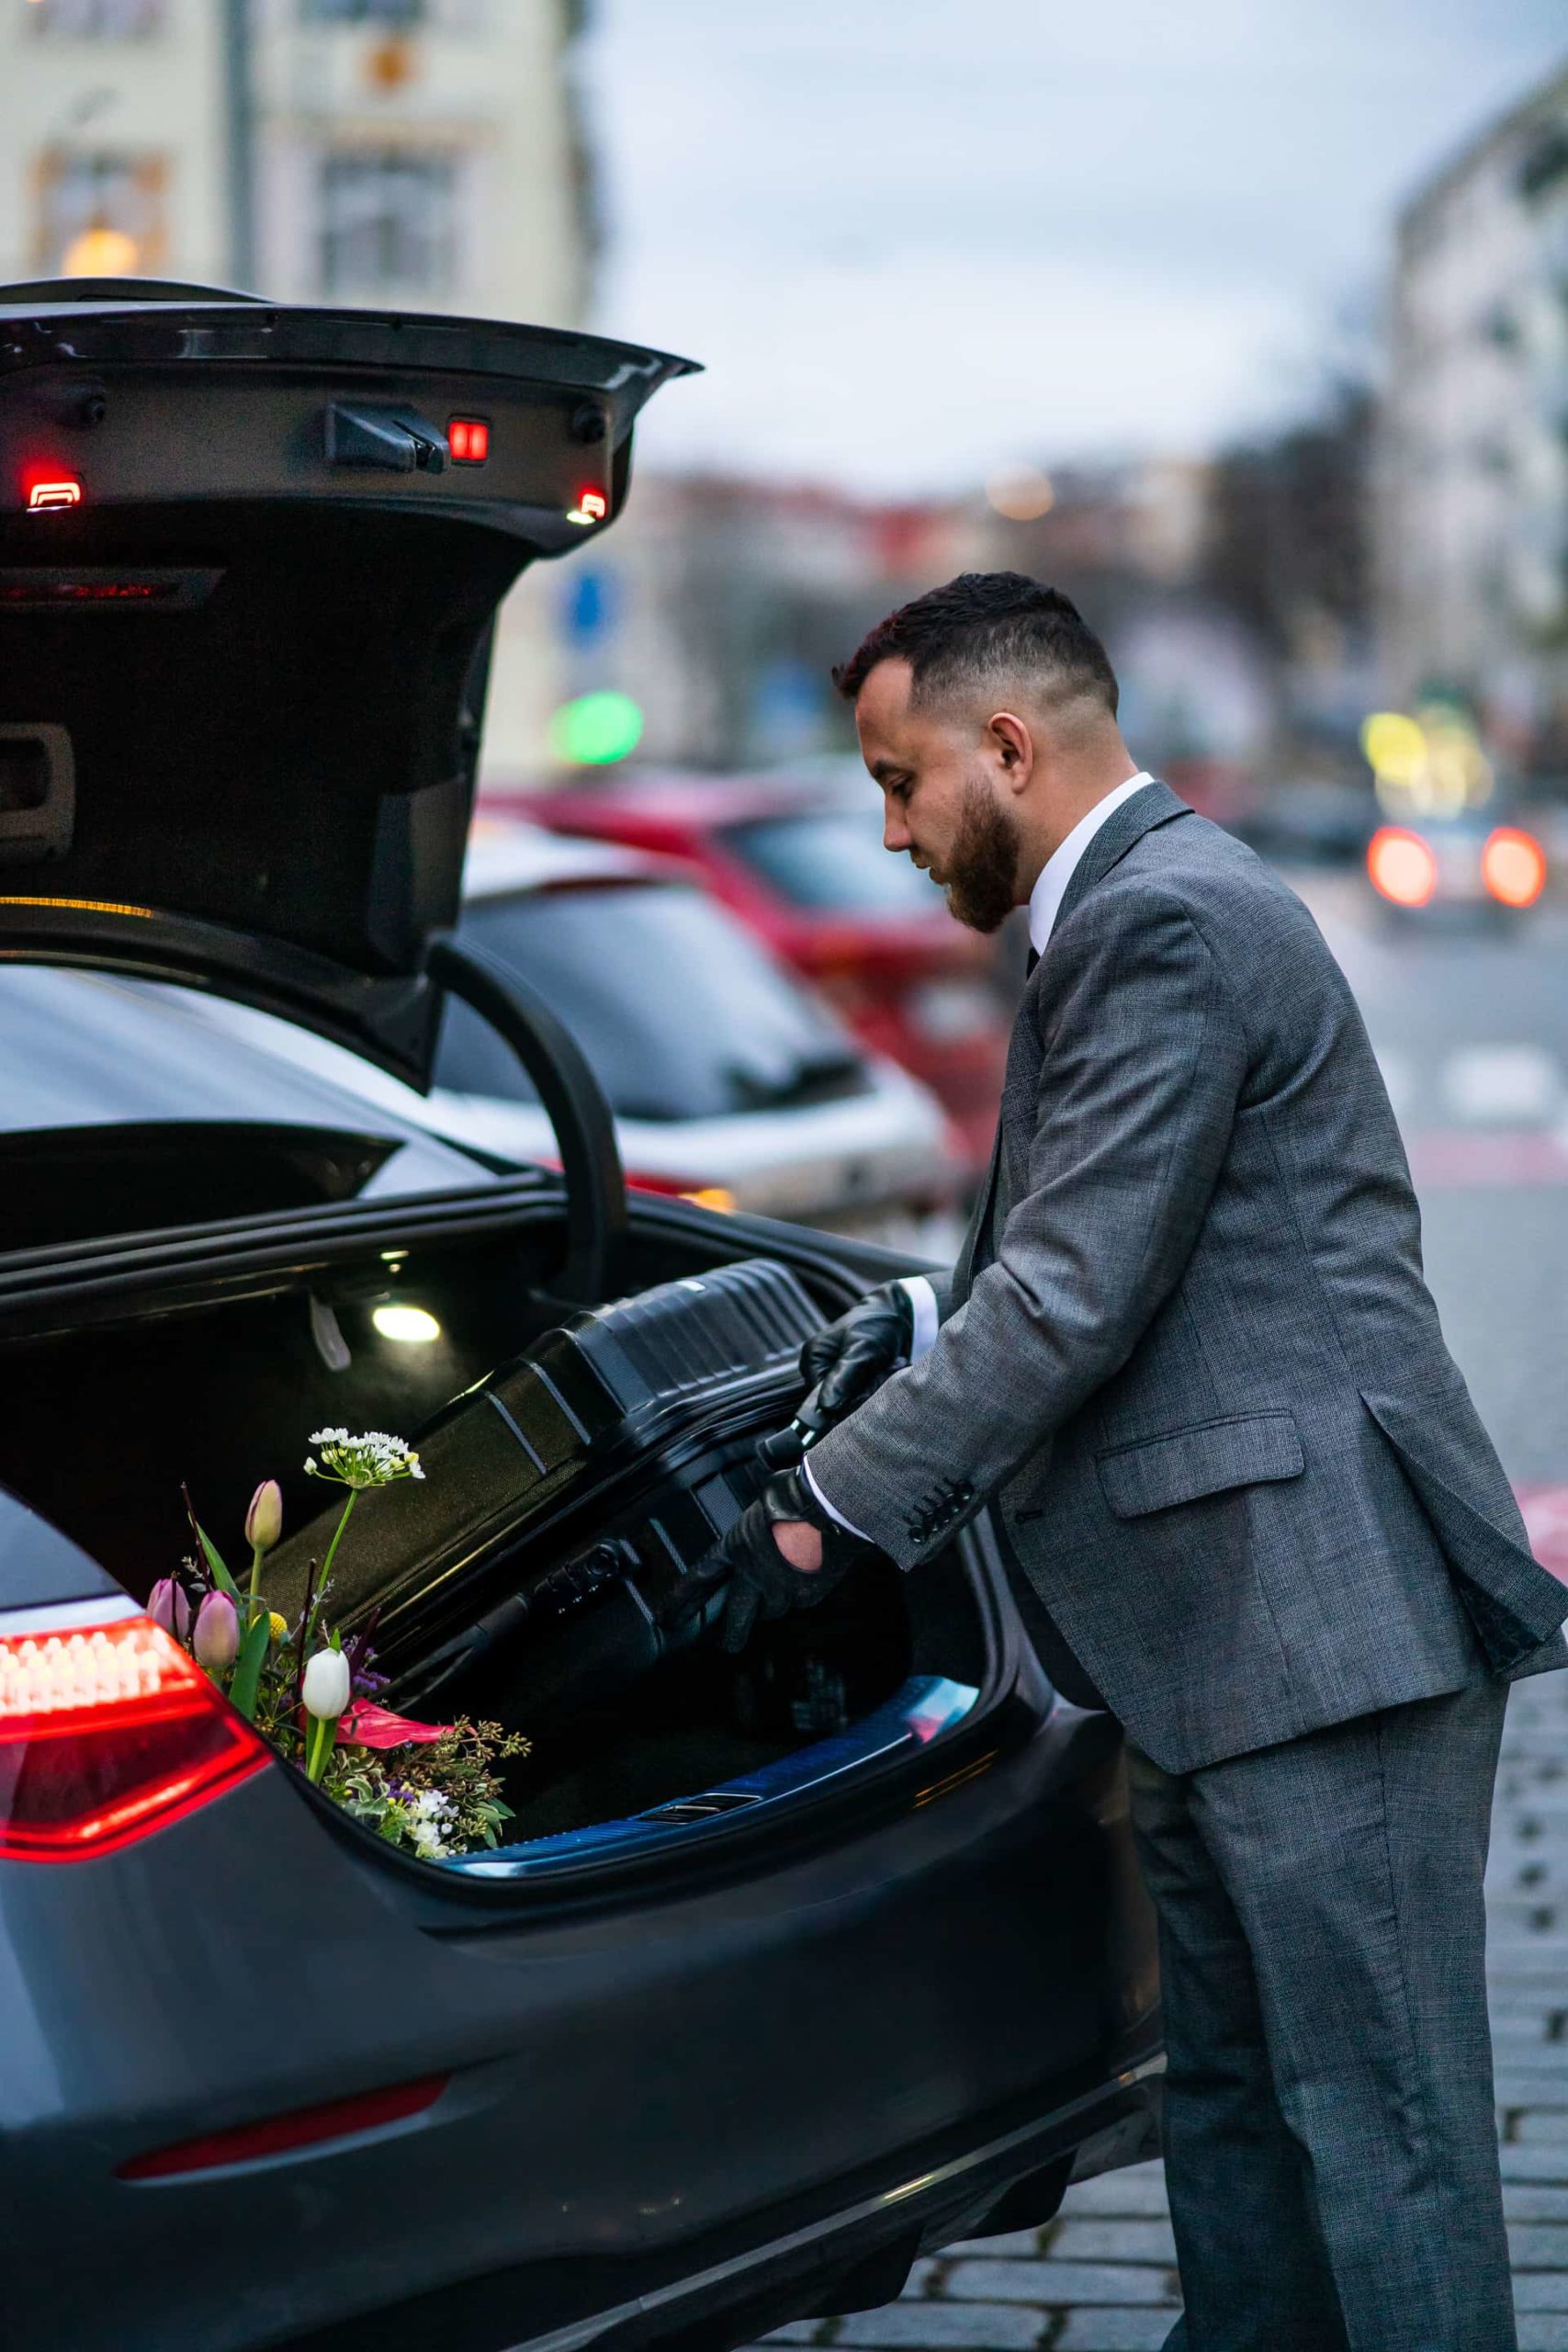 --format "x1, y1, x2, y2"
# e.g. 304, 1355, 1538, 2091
752, 1662, 1568, 2351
